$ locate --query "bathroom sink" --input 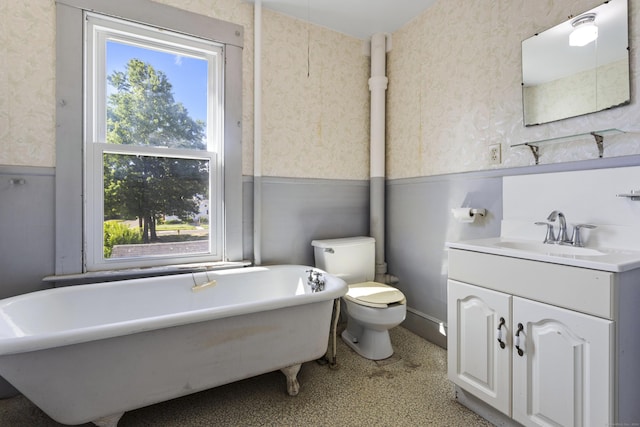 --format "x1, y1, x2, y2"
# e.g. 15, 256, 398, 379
446, 237, 640, 272
494, 240, 606, 256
